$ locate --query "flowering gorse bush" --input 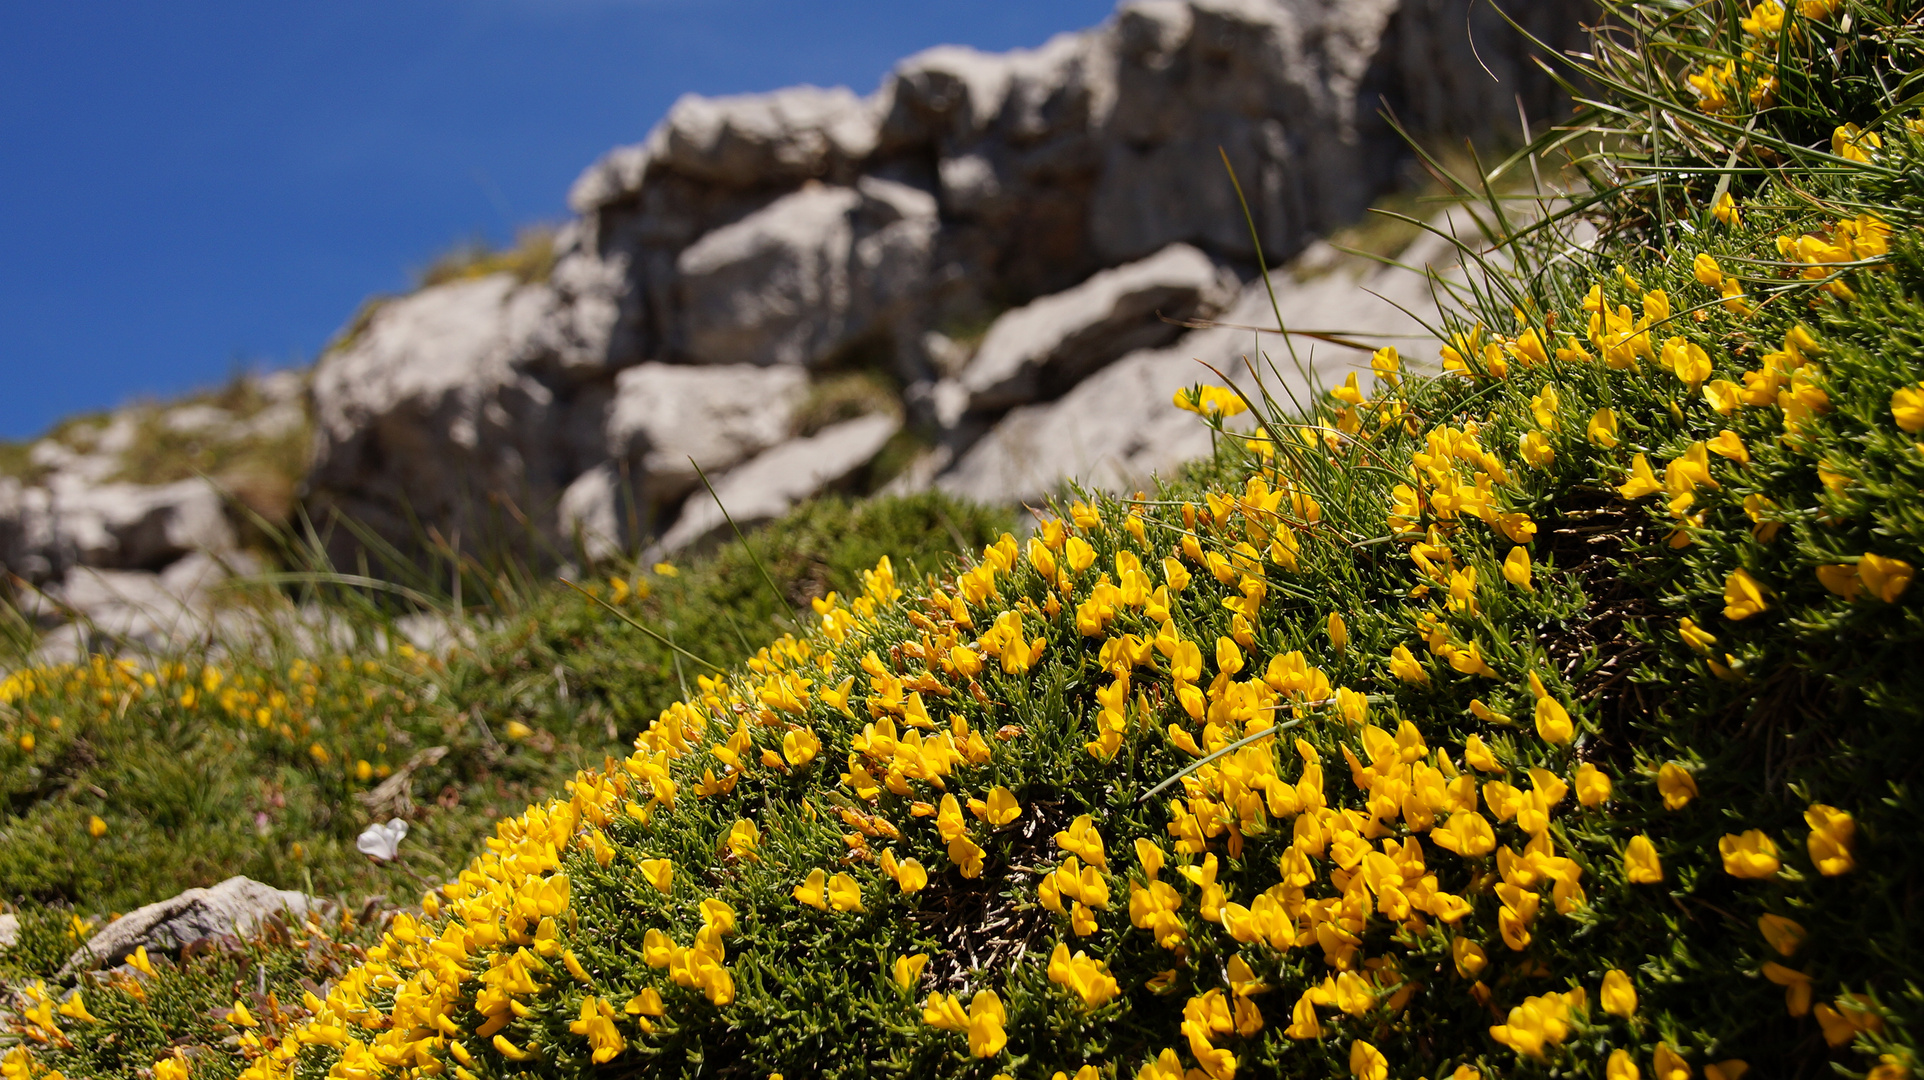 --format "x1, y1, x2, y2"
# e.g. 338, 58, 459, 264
10, 2, 1924, 1078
